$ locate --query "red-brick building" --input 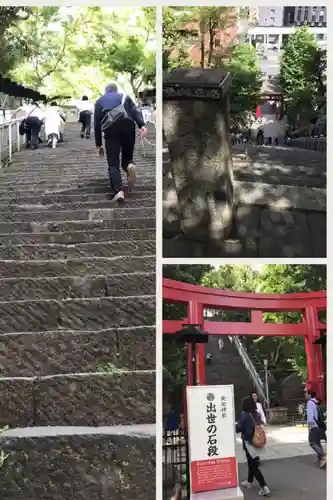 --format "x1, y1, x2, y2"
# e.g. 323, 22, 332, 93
176, 9, 240, 65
